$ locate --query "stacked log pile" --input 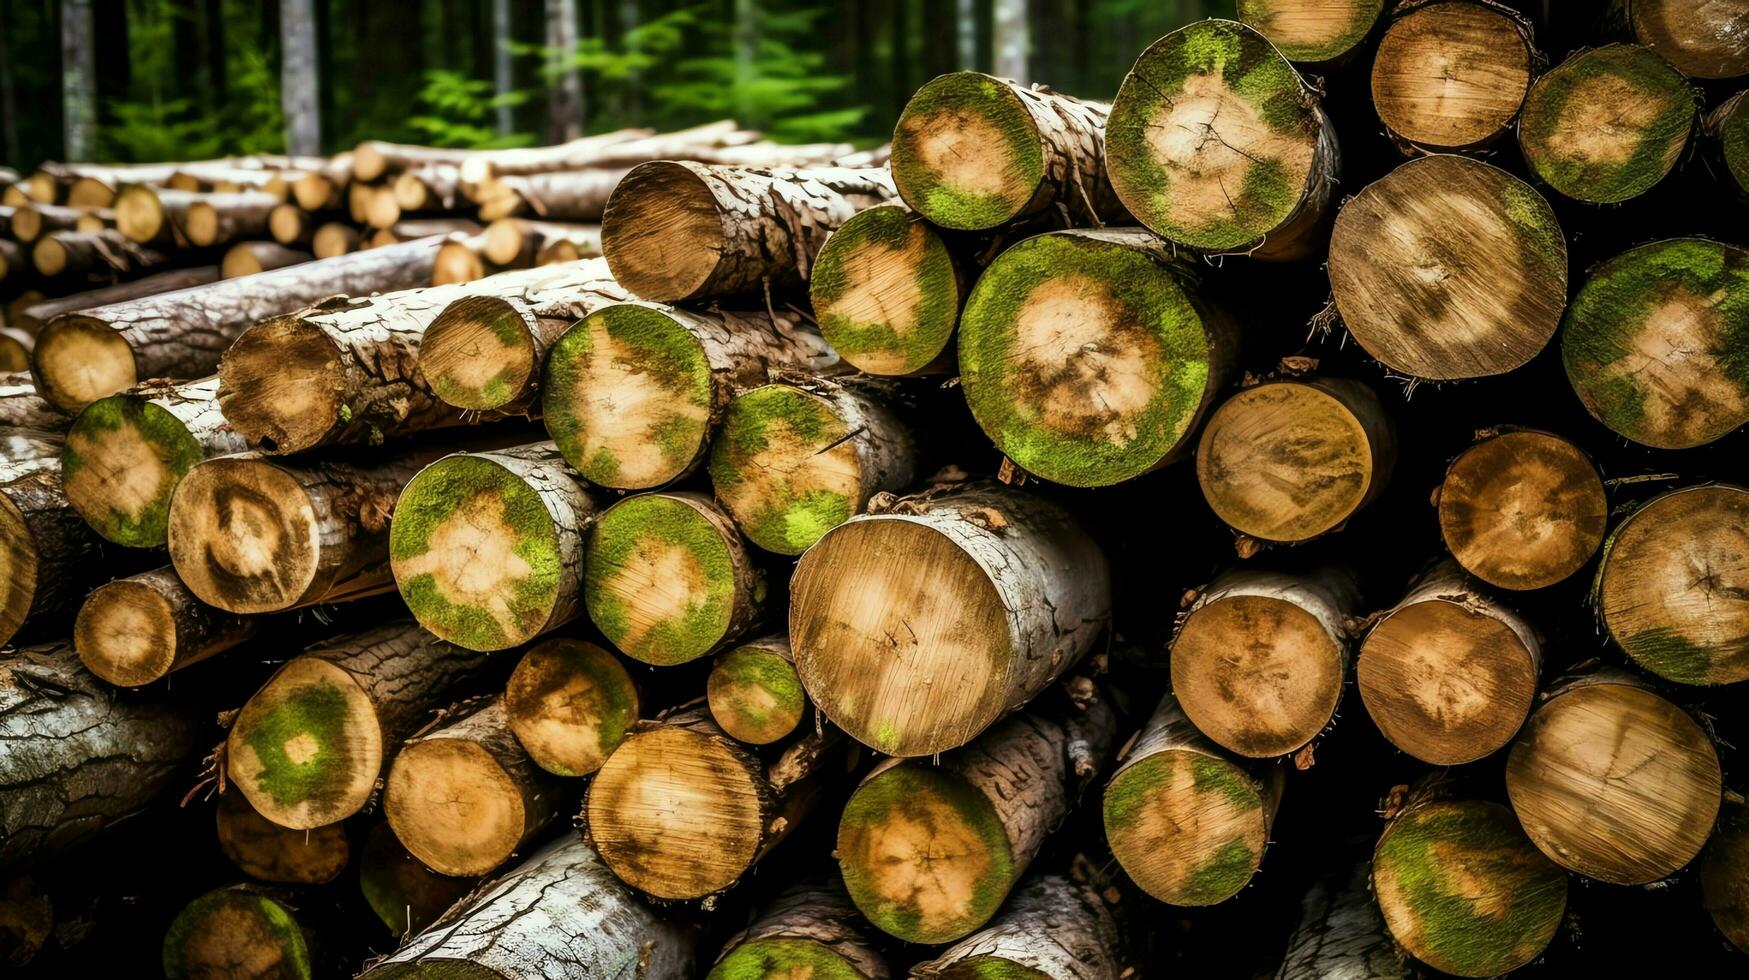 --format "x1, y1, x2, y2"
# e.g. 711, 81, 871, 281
4, 4, 1749, 977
